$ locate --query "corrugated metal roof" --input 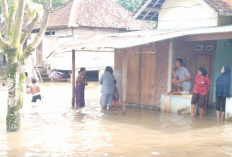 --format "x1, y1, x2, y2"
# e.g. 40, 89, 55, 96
57, 24, 232, 51
134, 0, 164, 21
